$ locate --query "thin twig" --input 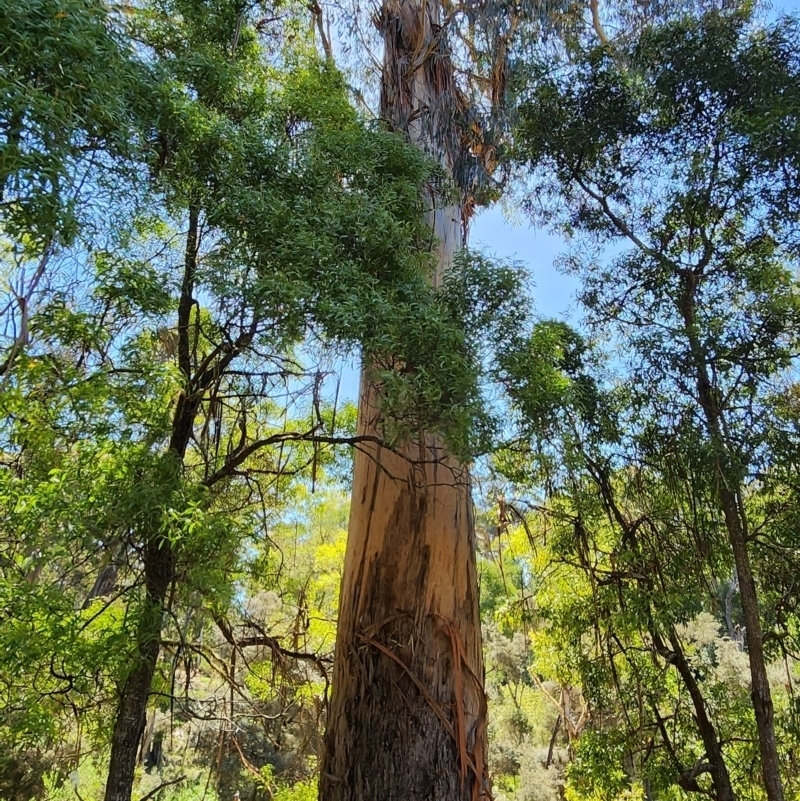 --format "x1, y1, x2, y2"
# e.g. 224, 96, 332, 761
138, 775, 186, 801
